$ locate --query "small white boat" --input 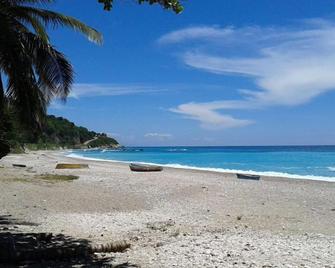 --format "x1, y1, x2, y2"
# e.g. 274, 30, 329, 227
129, 163, 163, 172
236, 173, 260, 180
